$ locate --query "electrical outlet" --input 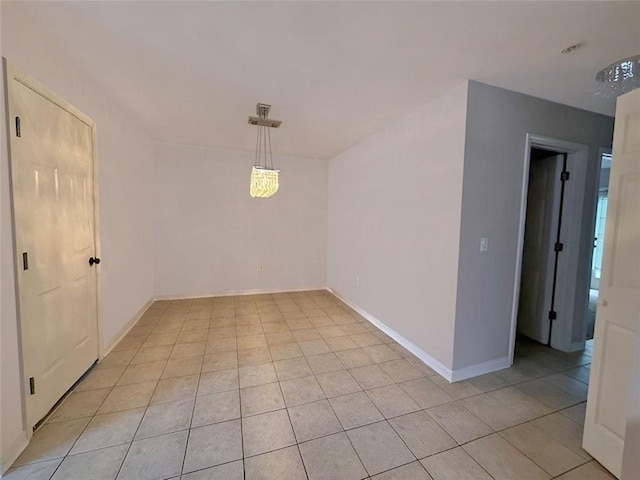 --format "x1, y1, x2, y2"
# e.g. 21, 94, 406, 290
480, 237, 489, 252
